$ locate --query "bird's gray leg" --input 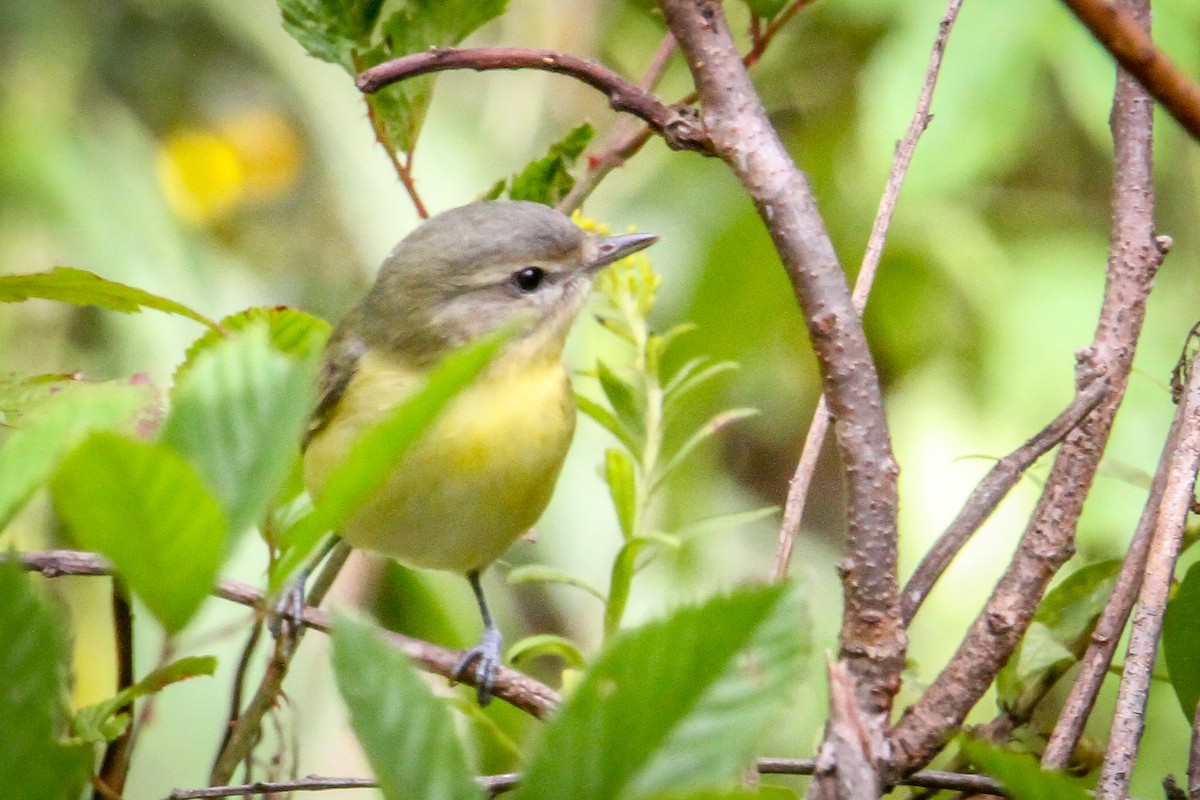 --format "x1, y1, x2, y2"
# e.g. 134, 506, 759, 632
451, 569, 503, 706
